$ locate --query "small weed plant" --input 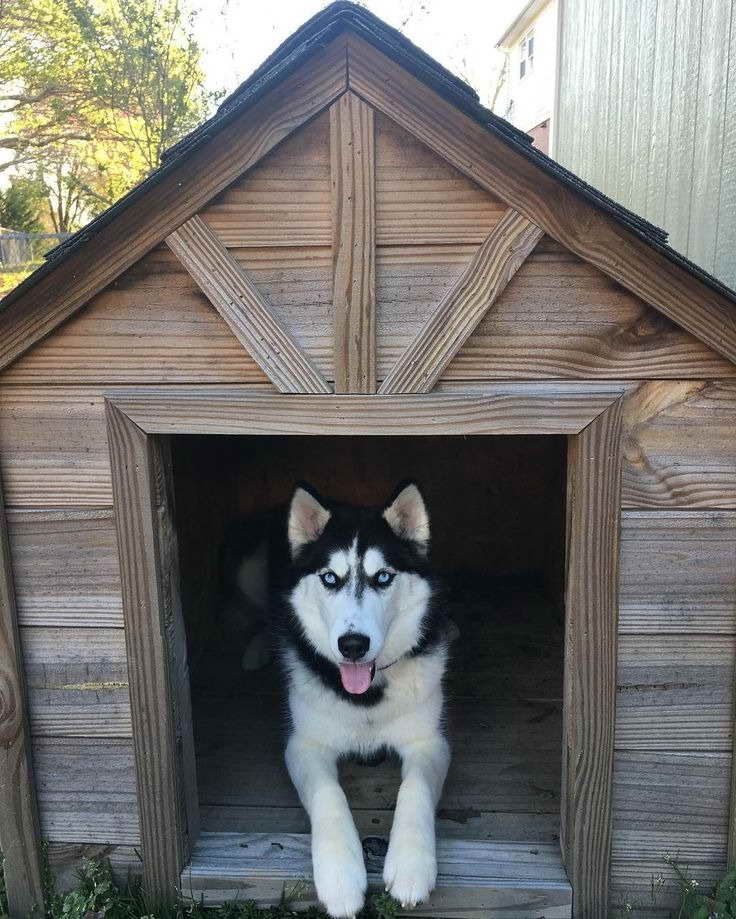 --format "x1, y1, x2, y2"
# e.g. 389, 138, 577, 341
0, 855, 401, 919
615, 856, 736, 919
